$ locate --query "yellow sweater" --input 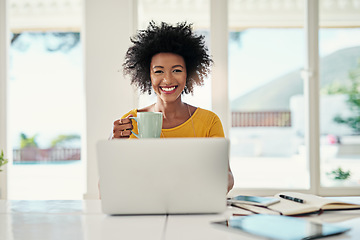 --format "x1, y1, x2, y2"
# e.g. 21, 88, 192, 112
121, 108, 225, 138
